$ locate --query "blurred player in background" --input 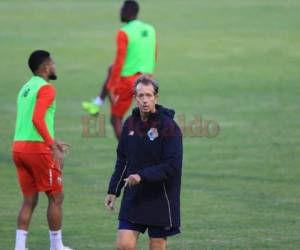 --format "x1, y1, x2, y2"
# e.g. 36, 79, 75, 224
12, 50, 73, 250
82, 0, 157, 140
